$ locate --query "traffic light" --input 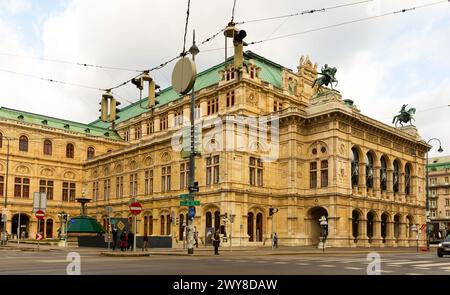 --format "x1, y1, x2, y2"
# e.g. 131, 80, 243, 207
175, 217, 179, 226
233, 29, 247, 69
99, 91, 121, 122
132, 72, 160, 108
269, 207, 279, 217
